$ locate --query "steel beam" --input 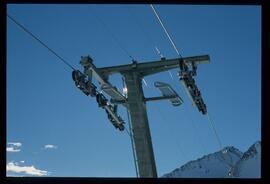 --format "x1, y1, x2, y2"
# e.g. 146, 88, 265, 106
98, 55, 210, 77
144, 95, 178, 102
123, 71, 157, 178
